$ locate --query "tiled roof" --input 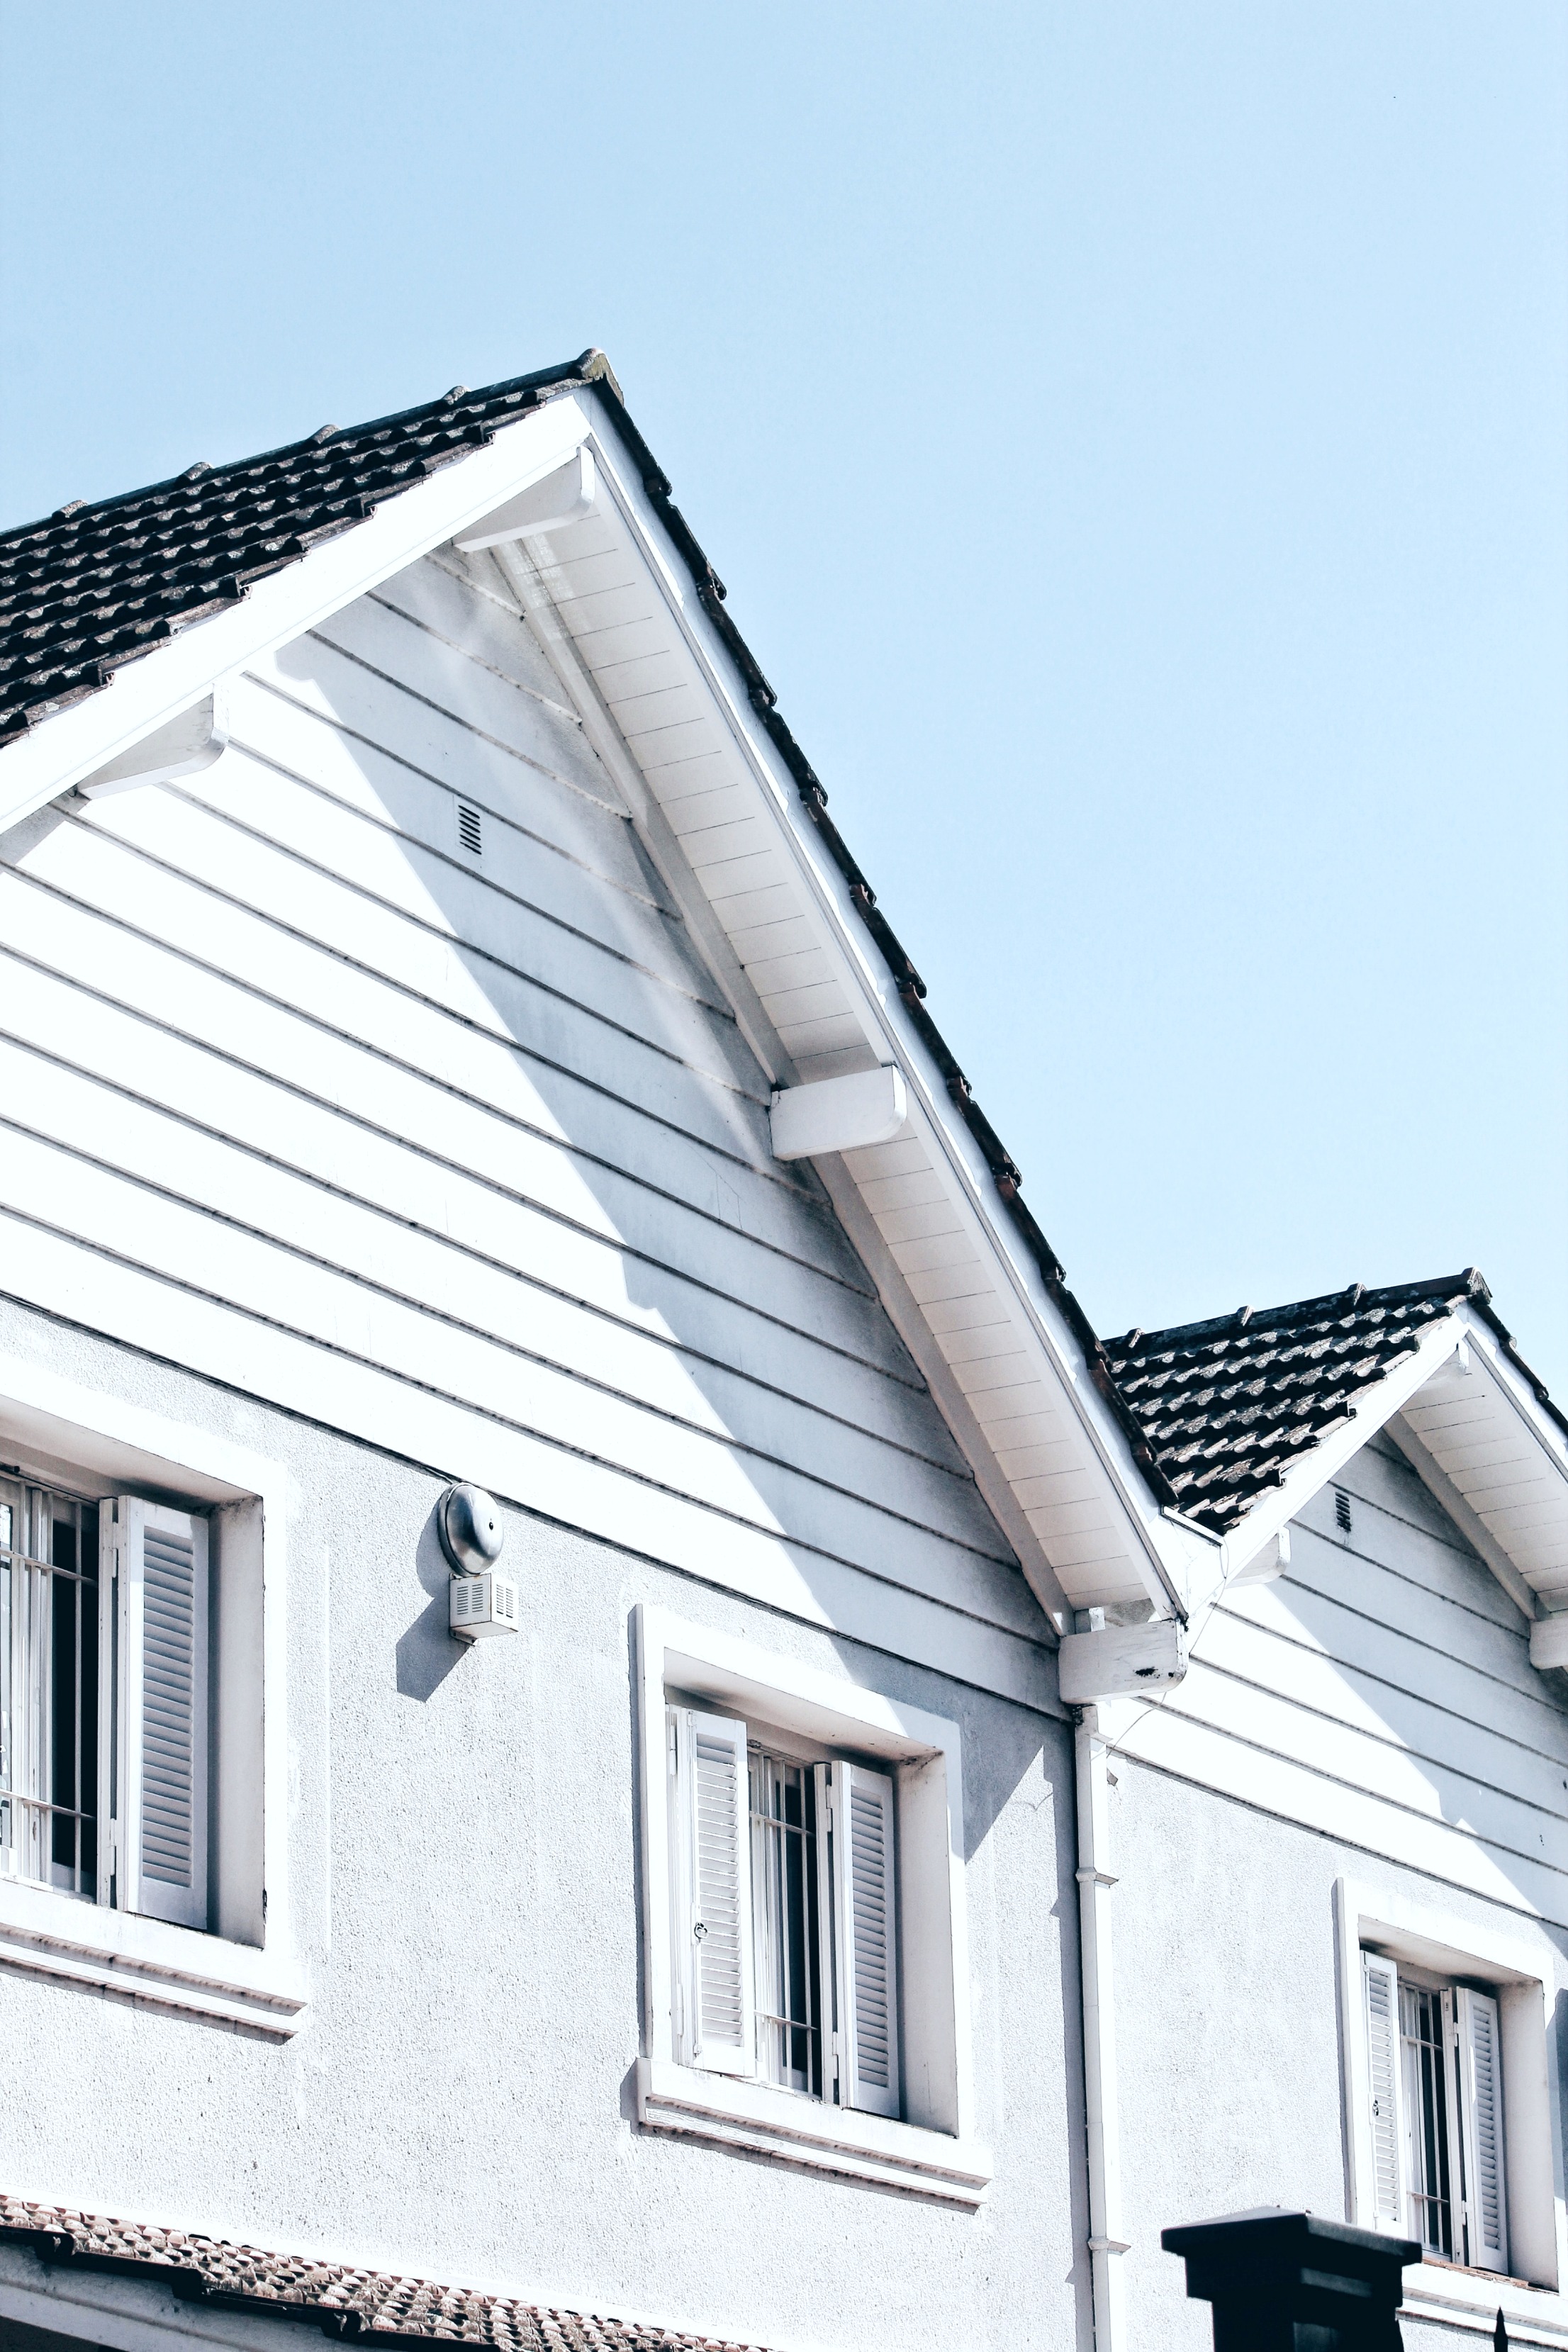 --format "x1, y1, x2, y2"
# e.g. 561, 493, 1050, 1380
0, 352, 614, 746
1102, 1272, 1488, 1537
0, 2193, 771, 2352
1, 350, 1166, 1499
